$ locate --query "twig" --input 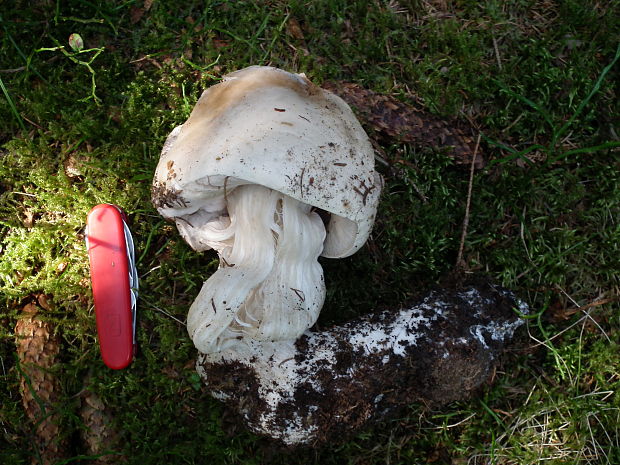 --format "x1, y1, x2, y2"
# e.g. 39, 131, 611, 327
502, 112, 524, 133
526, 303, 609, 350
456, 133, 481, 269
564, 297, 617, 315
0, 66, 26, 73
428, 412, 476, 430
555, 287, 613, 342
492, 36, 502, 71
147, 302, 186, 327
22, 114, 44, 129
140, 295, 186, 326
